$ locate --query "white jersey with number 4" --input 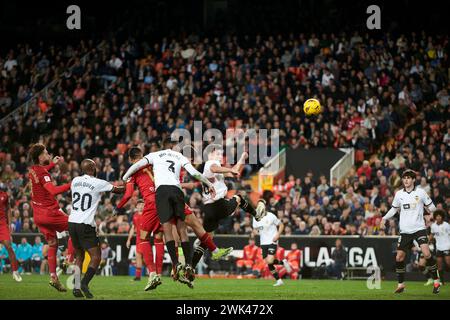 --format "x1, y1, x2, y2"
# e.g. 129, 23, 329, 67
252, 212, 280, 246
392, 187, 434, 234
144, 149, 189, 189
69, 175, 114, 227
202, 160, 228, 204
431, 222, 450, 251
